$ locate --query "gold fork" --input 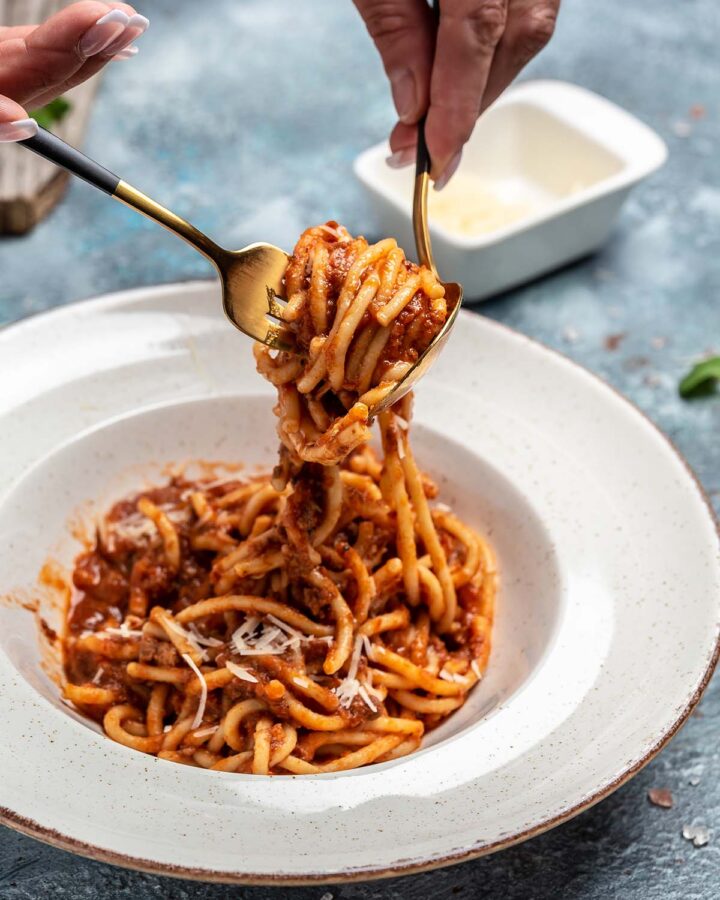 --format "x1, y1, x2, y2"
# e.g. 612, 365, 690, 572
19, 117, 461, 412
18, 127, 294, 351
